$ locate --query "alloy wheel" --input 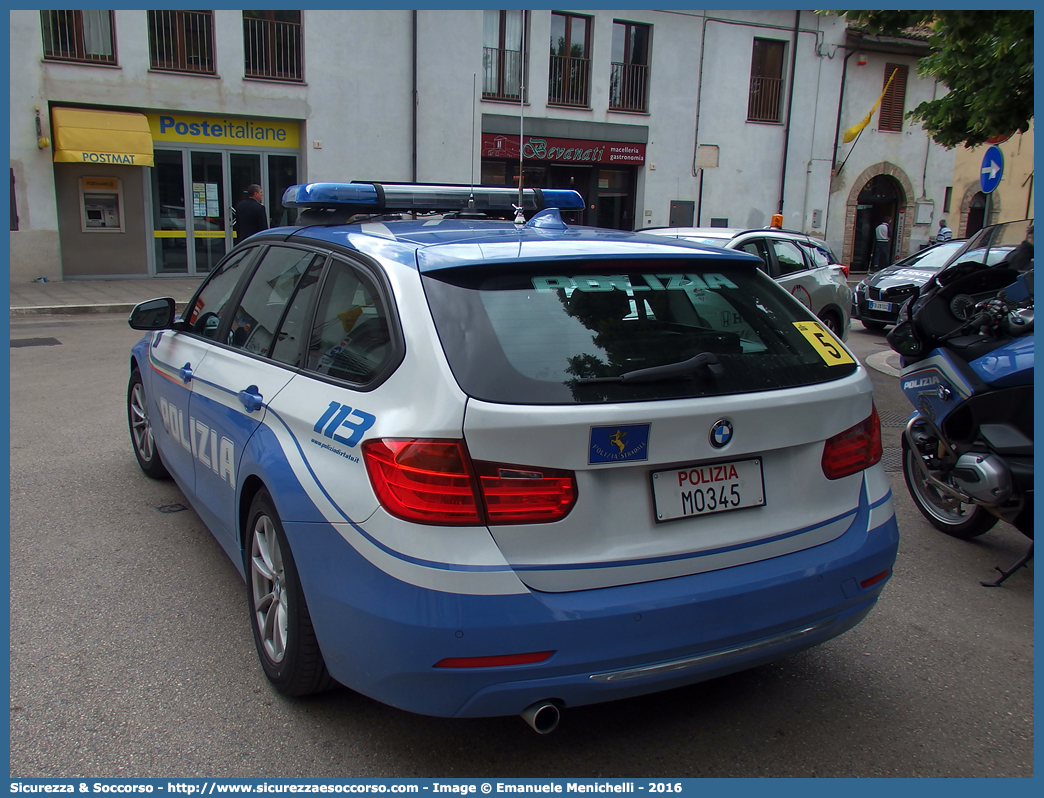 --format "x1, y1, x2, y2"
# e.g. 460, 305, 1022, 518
250, 514, 289, 663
